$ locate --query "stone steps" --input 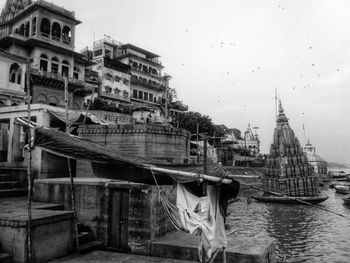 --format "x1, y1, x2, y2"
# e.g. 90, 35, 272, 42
0, 252, 12, 263
0, 171, 26, 198
0, 175, 11, 182
0, 188, 27, 198
78, 241, 103, 254
0, 181, 19, 190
